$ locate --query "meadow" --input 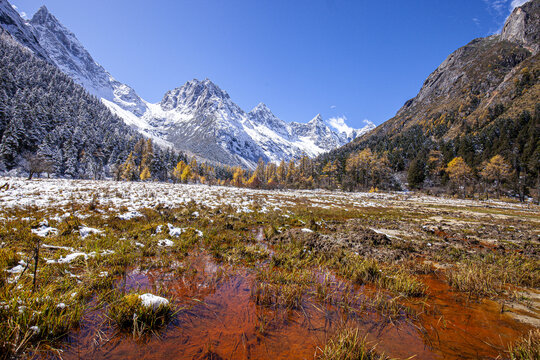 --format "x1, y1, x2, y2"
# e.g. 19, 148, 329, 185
0, 177, 538, 359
